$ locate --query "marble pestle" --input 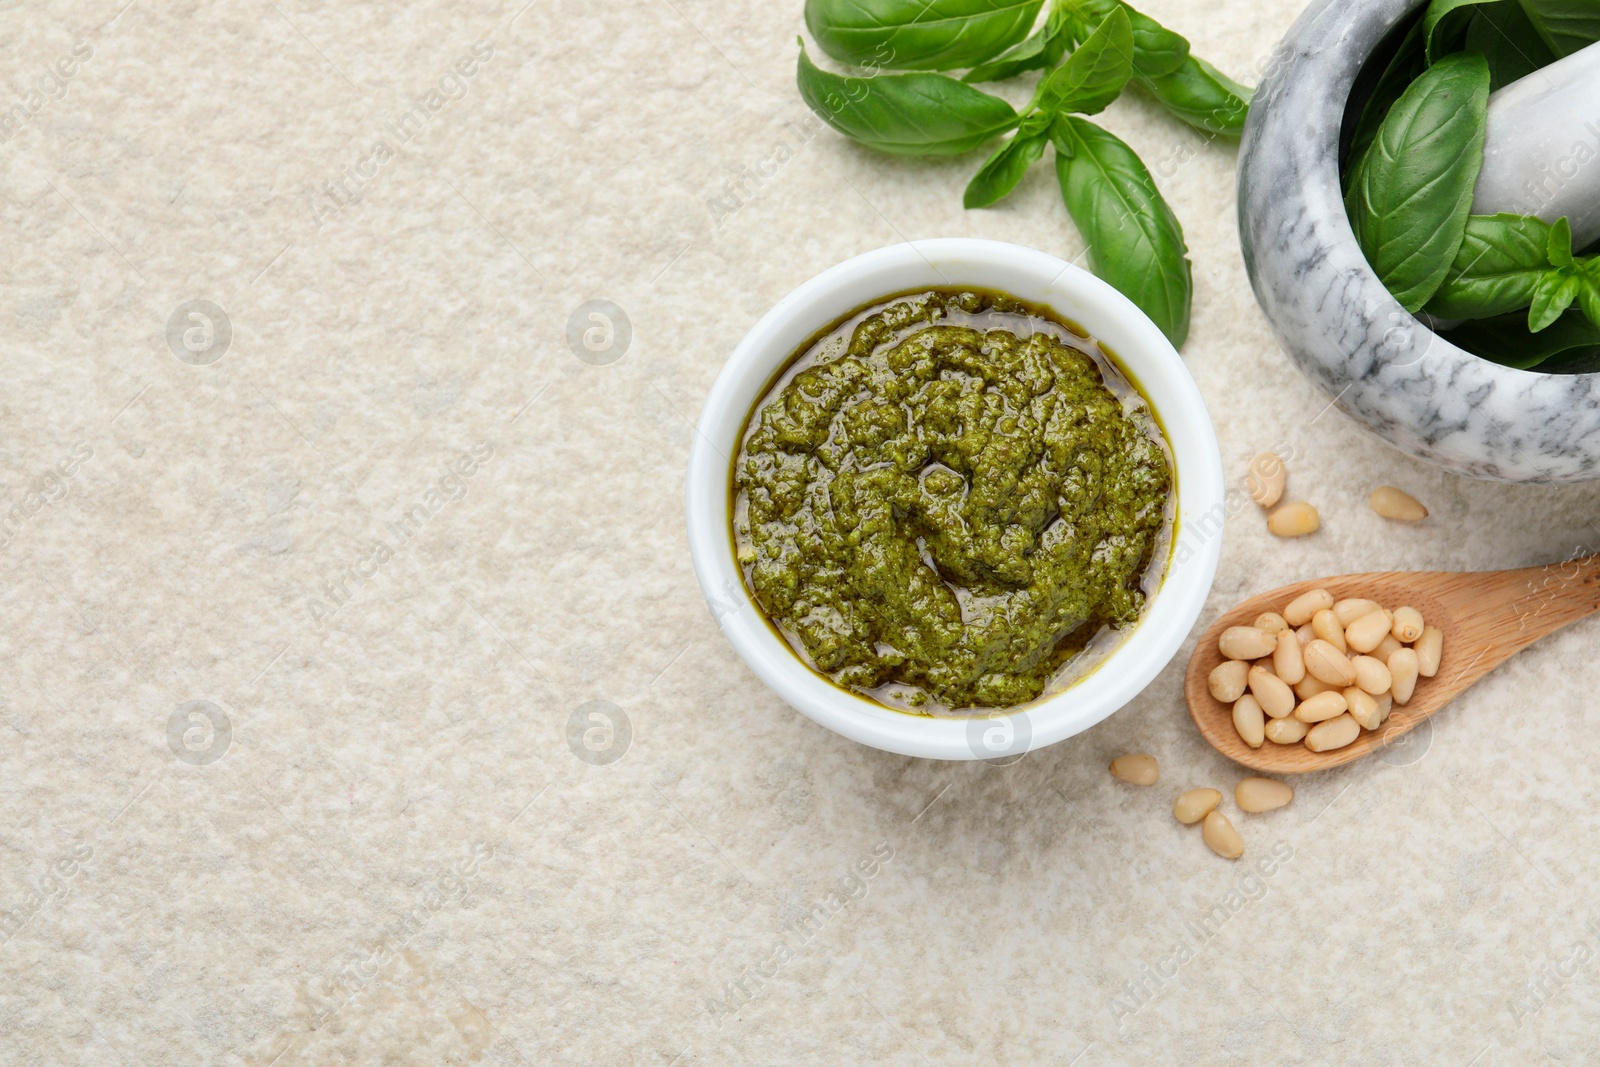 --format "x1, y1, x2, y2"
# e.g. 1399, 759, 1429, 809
1472, 39, 1600, 248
